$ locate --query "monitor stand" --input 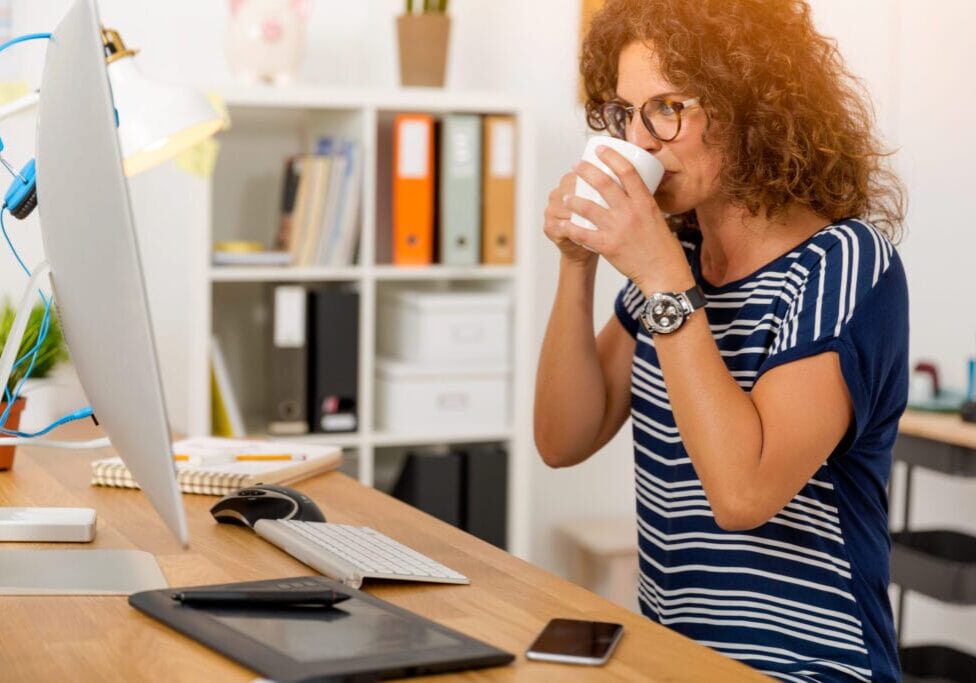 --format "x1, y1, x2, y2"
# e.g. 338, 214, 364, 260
0, 549, 167, 594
